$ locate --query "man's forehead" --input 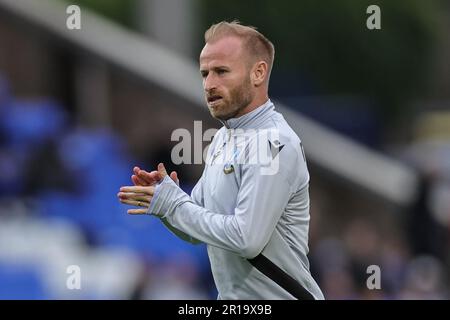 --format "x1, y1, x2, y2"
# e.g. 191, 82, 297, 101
200, 36, 245, 63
